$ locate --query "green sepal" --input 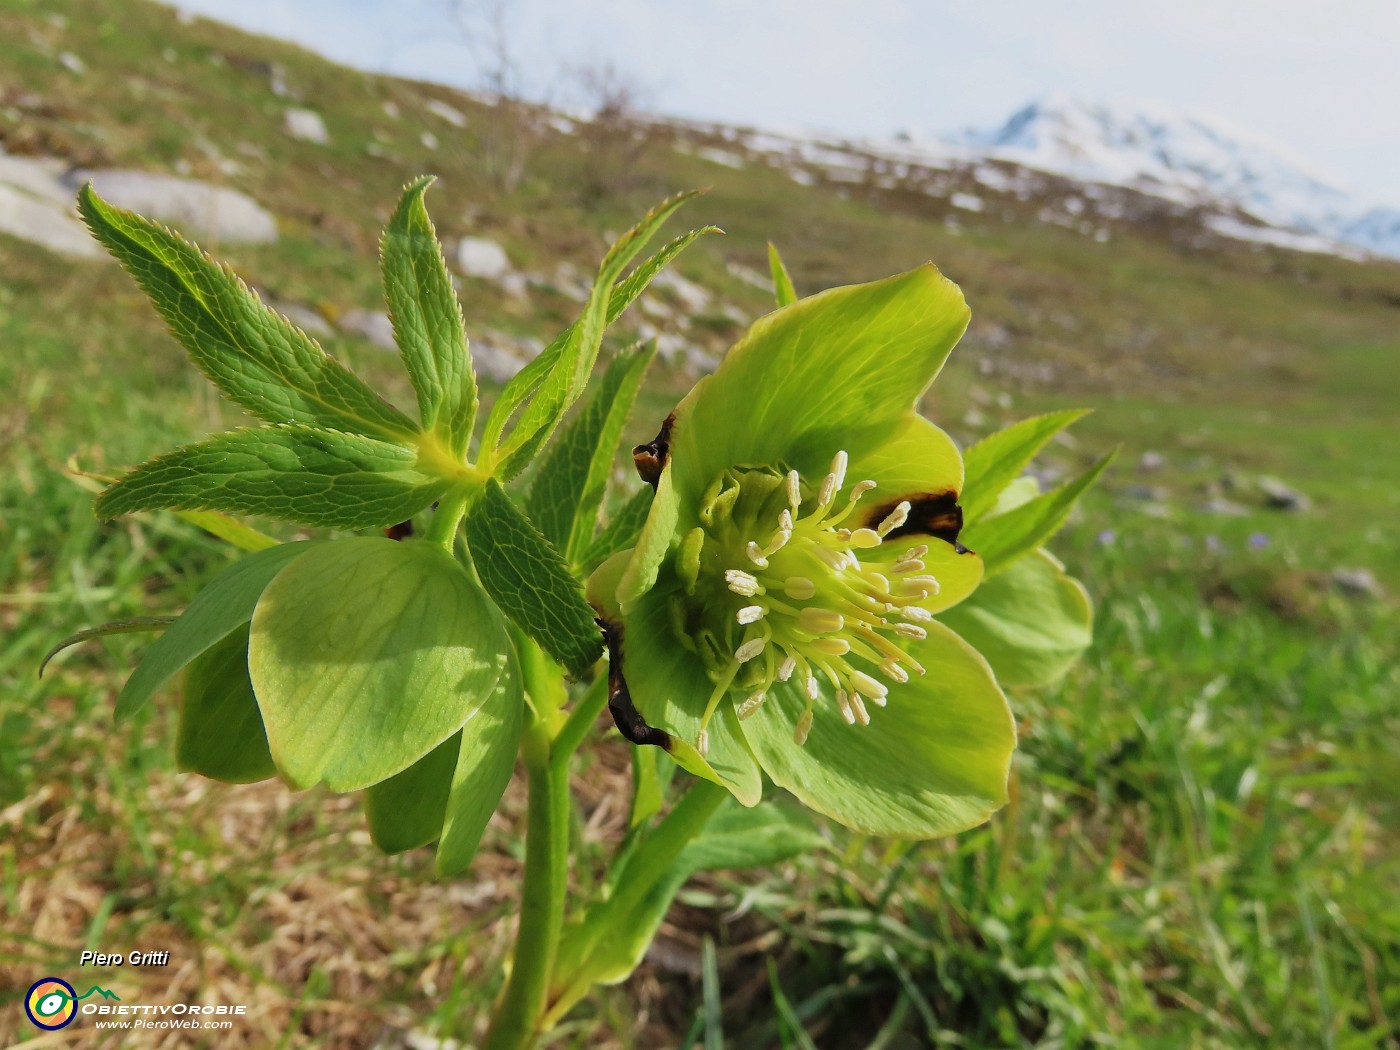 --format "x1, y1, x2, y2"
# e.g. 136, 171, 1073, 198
667, 265, 969, 507
961, 409, 1091, 521
735, 621, 1015, 838
95, 425, 453, 531
77, 185, 416, 442
115, 541, 316, 722
767, 241, 797, 307
436, 653, 523, 876
381, 175, 477, 457
940, 548, 1093, 688
176, 625, 276, 784
248, 538, 511, 791
364, 733, 459, 853
524, 343, 655, 566
464, 479, 602, 678
962, 451, 1115, 573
